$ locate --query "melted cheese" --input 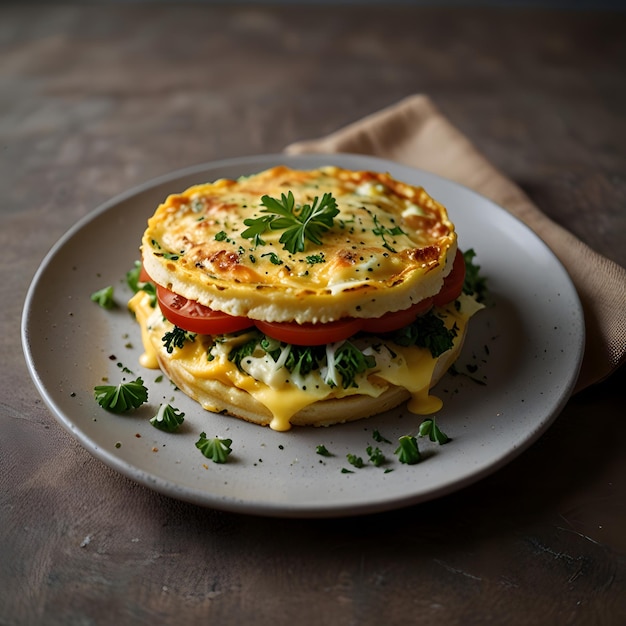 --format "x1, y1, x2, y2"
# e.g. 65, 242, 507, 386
129, 291, 159, 369
141, 166, 456, 324
128, 291, 482, 431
